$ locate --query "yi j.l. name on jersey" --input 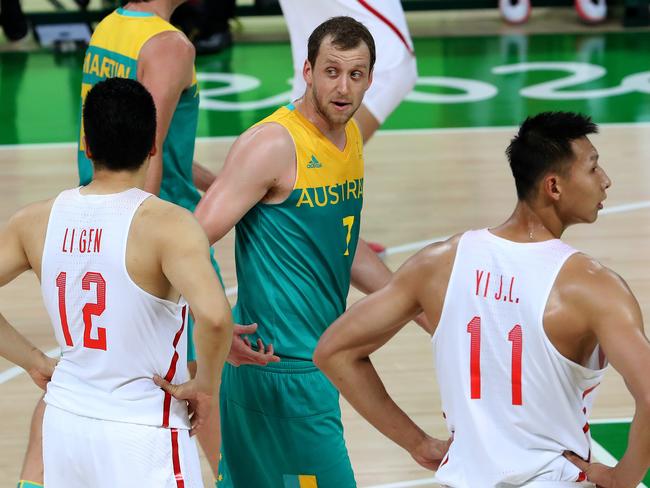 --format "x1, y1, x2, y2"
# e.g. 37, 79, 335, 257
433, 229, 607, 487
